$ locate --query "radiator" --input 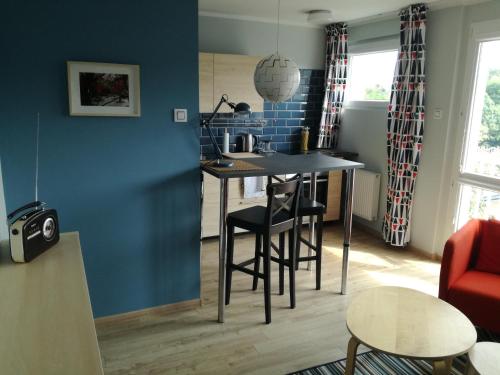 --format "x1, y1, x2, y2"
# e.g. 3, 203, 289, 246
353, 170, 381, 221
